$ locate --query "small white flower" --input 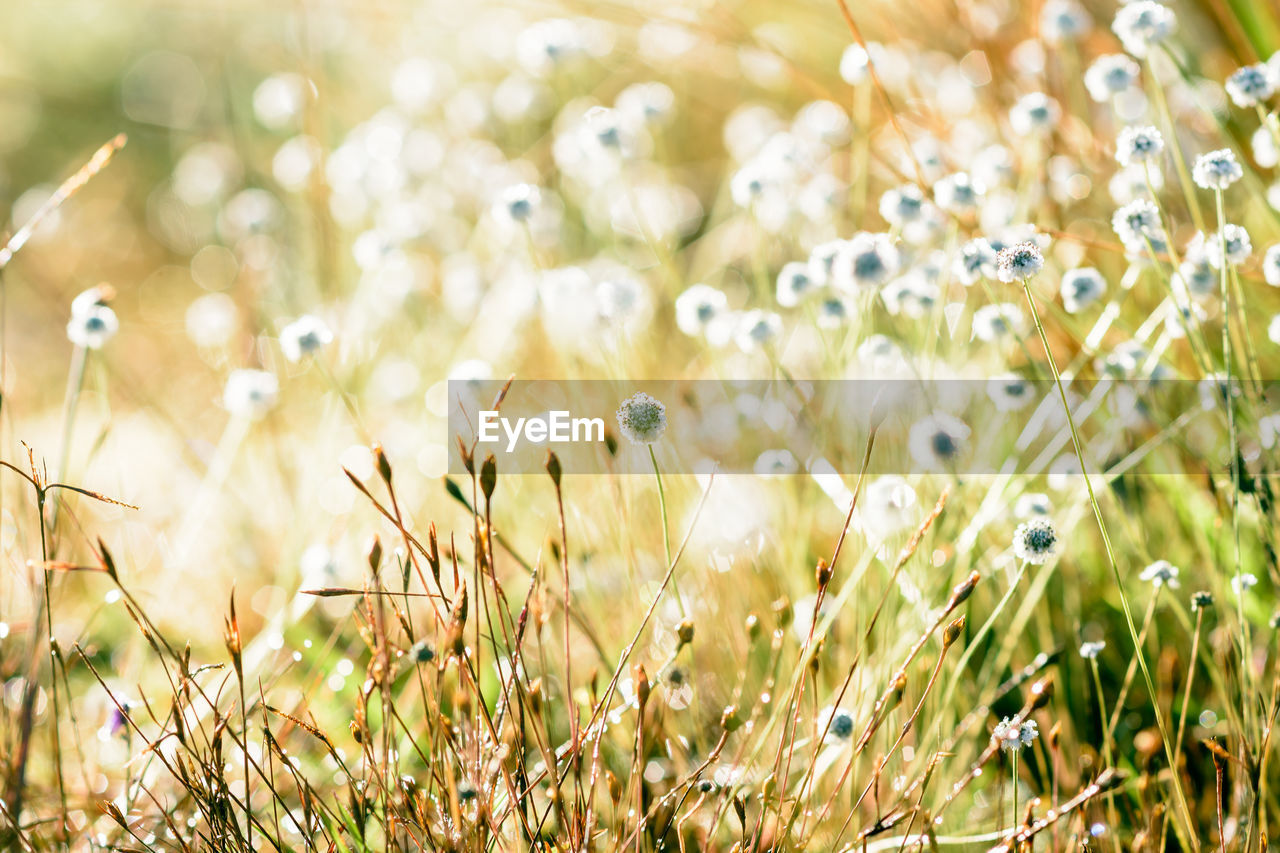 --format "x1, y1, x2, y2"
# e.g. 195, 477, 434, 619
907, 413, 970, 472
1139, 559, 1180, 588
1061, 267, 1107, 313
933, 172, 983, 214
972, 303, 1027, 342
832, 232, 899, 292
839, 43, 870, 85
1112, 198, 1164, 249
280, 315, 333, 362
992, 717, 1039, 752
858, 475, 919, 535
1013, 517, 1058, 565
817, 297, 850, 328
807, 239, 848, 287
615, 81, 675, 127
1269, 314, 1280, 345
954, 238, 998, 285
1233, 573, 1258, 595
674, 284, 728, 338
776, 261, 818, 307
879, 184, 927, 227
734, 309, 782, 351
493, 183, 541, 224
987, 373, 1035, 412
1115, 125, 1165, 167
1015, 492, 1052, 518
996, 240, 1045, 283
1041, 0, 1092, 43
615, 392, 667, 445
1080, 640, 1106, 659
66, 301, 119, 350
1262, 244, 1280, 286
1225, 64, 1275, 108
1192, 149, 1243, 190
1010, 93, 1061, 136
1085, 54, 1141, 102
818, 705, 856, 740
1253, 126, 1279, 169
1112, 1, 1176, 58
1206, 224, 1252, 268
224, 369, 279, 420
